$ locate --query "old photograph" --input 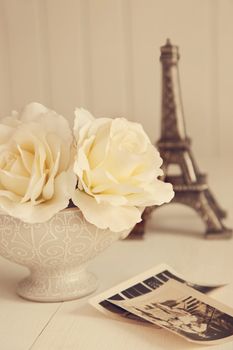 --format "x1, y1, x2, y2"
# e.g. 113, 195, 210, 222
108, 280, 233, 345
89, 264, 223, 323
